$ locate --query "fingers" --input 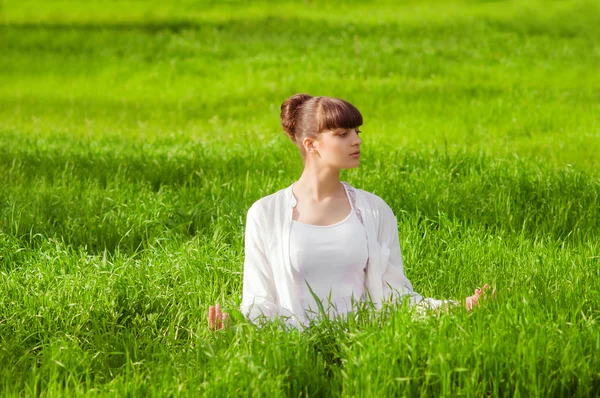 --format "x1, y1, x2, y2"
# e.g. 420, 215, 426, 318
467, 283, 496, 311
216, 303, 223, 330
208, 303, 230, 331
470, 294, 479, 310
222, 312, 230, 329
465, 295, 479, 311
481, 284, 494, 299
474, 284, 493, 297
208, 305, 215, 331
480, 284, 490, 295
